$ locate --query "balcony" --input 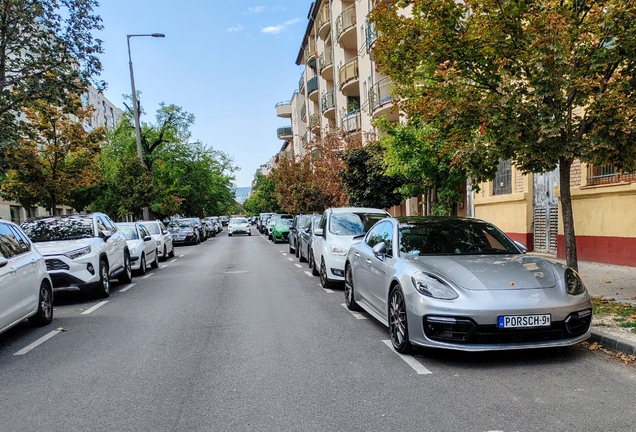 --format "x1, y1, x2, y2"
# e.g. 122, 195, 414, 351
316, 5, 331, 40
304, 40, 317, 66
365, 21, 377, 54
300, 103, 307, 121
368, 78, 394, 118
336, 4, 357, 50
318, 47, 334, 80
277, 126, 292, 140
275, 101, 292, 118
341, 110, 361, 133
309, 113, 321, 135
307, 76, 319, 102
338, 57, 359, 95
321, 90, 336, 119
299, 75, 305, 94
